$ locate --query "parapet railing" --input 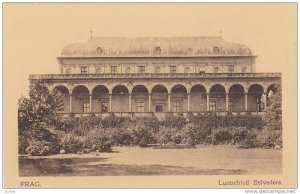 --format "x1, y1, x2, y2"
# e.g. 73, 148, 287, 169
59, 111, 265, 118
29, 73, 281, 80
